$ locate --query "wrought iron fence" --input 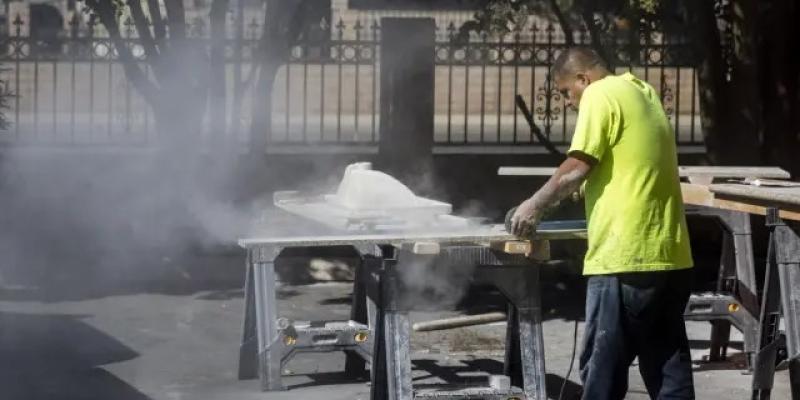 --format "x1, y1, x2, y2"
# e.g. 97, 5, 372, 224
431, 22, 703, 146
276, 19, 380, 145
275, 19, 704, 148
0, 14, 263, 146
0, 13, 705, 149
